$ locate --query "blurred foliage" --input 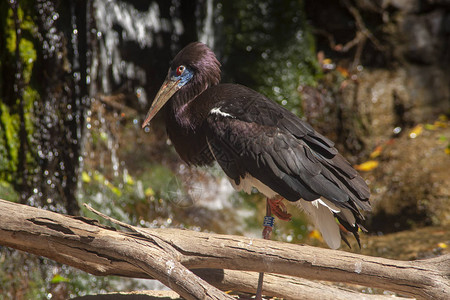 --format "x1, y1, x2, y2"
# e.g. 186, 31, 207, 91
0, 181, 19, 202
220, 0, 321, 116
